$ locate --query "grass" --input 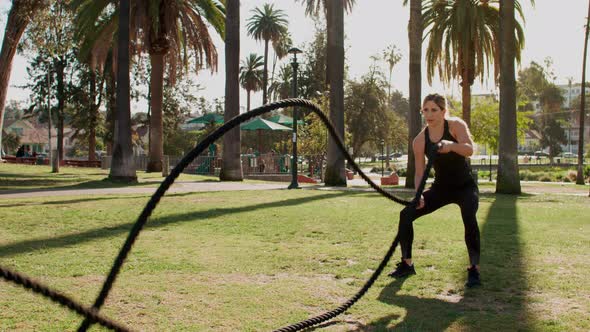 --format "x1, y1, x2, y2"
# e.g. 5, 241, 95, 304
0, 163, 258, 192
0, 177, 589, 331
